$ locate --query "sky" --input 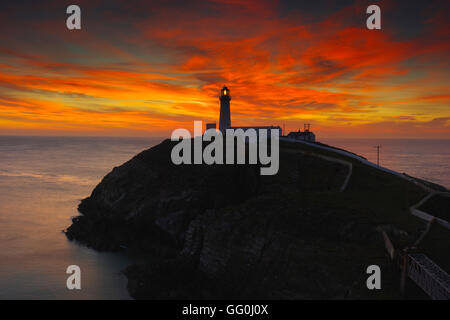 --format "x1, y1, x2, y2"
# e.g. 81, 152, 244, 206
0, 0, 448, 138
